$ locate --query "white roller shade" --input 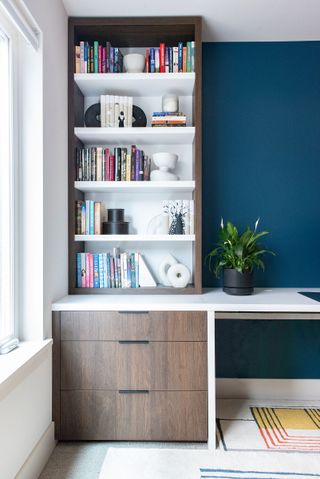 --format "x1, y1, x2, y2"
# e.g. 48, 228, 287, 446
0, 0, 39, 50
